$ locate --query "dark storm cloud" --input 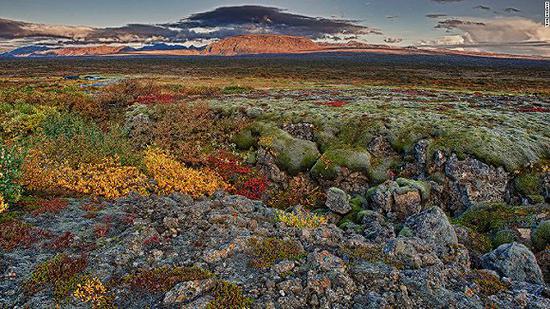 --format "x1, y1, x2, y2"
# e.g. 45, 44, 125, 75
473, 5, 491, 11
435, 19, 485, 31
164, 5, 379, 39
0, 5, 378, 45
504, 7, 521, 13
426, 14, 448, 19
431, 0, 464, 3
